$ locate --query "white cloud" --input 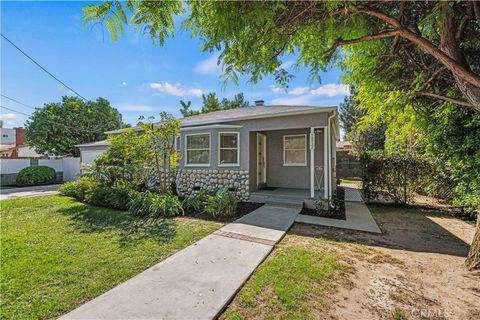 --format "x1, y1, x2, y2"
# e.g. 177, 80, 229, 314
115, 103, 156, 112
269, 95, 316, 105
310, 84, 349, 97
122, 81, 128, 86
270, 85, 283, 93
279, 60, 294, 70
270, 83, 349, 99
289, 86, 309, 96
194, 54, 221, 75
148, 82, 204, 97
0, 112, 27, 128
